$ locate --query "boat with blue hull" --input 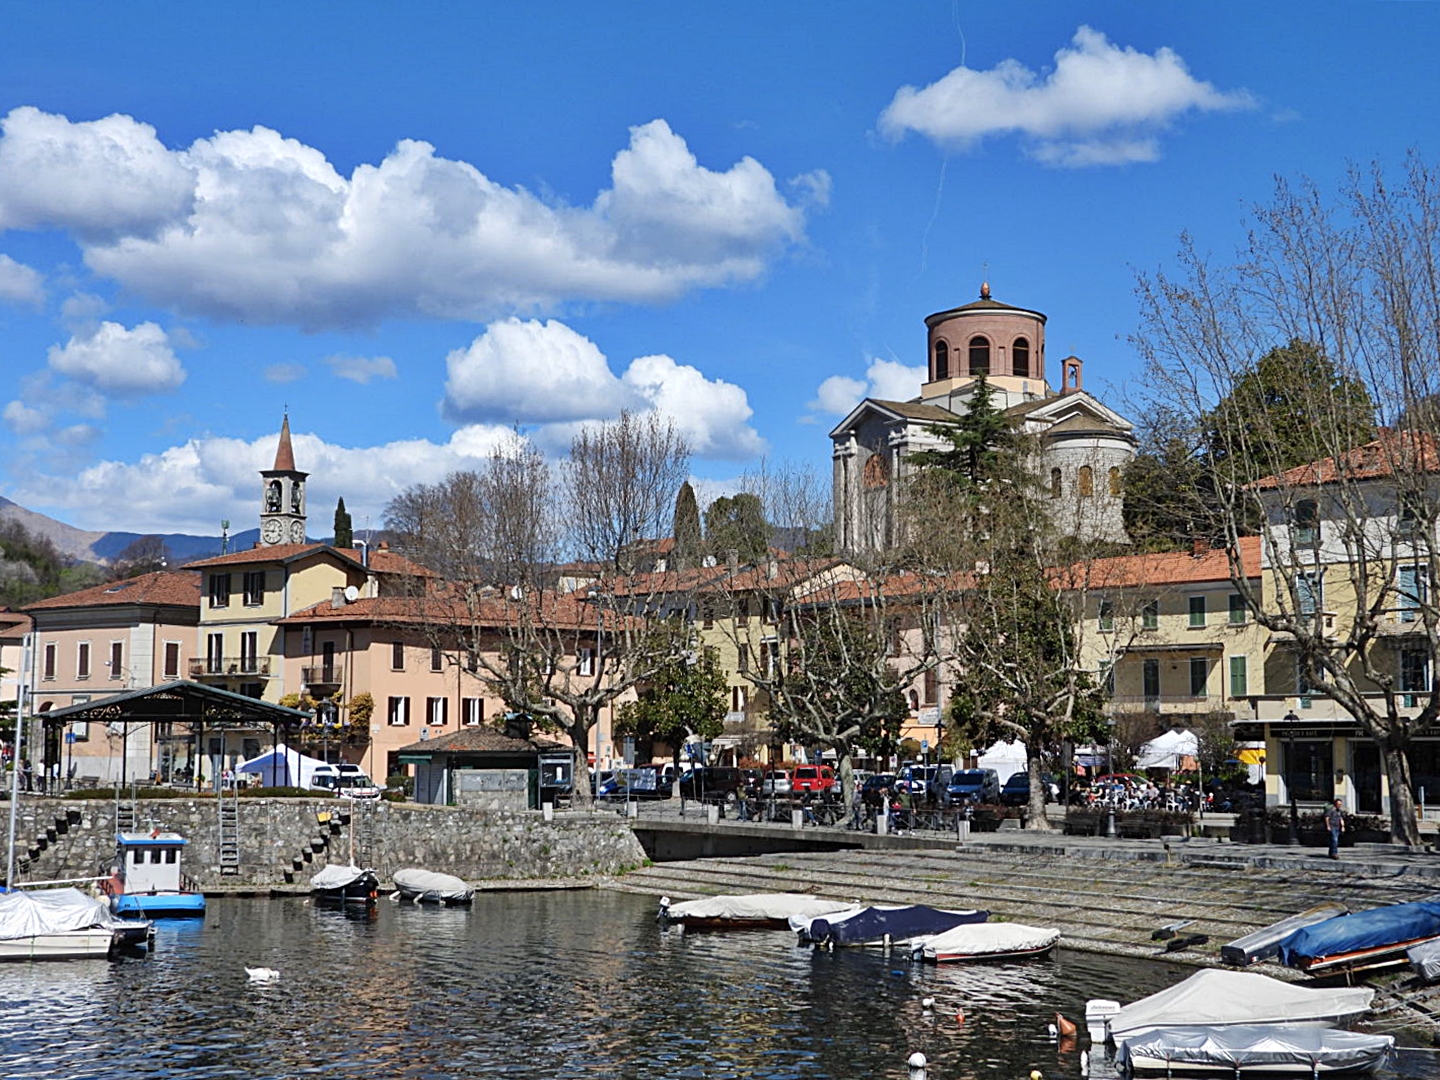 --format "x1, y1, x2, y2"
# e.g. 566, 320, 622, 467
103, 830, 206, 918
791, 904, 988, 948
